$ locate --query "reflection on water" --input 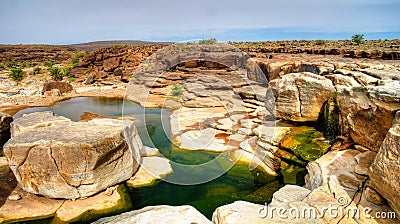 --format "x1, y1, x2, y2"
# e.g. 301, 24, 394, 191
14, 97, 305, 219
